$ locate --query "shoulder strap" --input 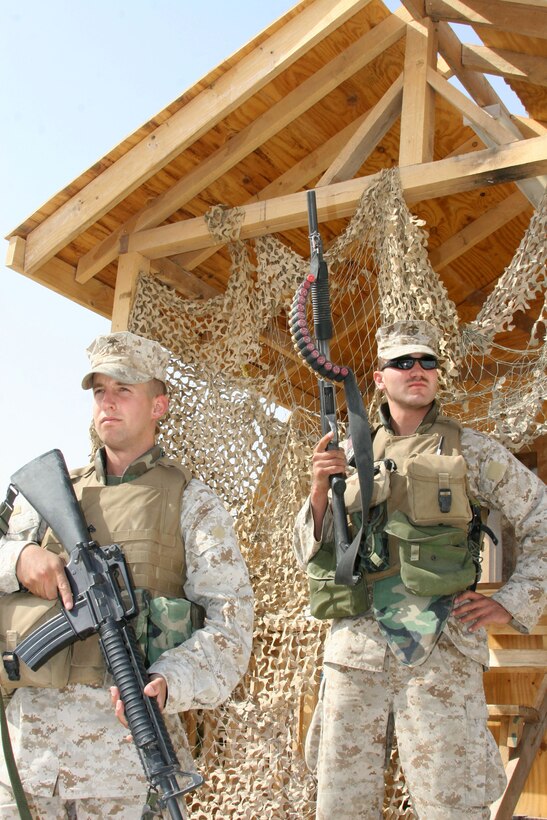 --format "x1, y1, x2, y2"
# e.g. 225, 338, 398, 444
0, 486, 18, 538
